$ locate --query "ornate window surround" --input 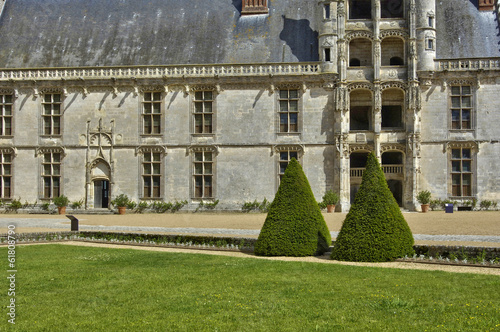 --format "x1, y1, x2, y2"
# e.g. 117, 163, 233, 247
140, 89, 164, 137
37, 147, 65, 200
0, 147, 15, 199
276, 85, 303, 136
446, 141, 477, 199
190, 85, 217, 137
188, 145, 218, 201
0, 92, 13, 137
447, 80, 476, 132
40, 88, 64, 137
136, 145, 167, 200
